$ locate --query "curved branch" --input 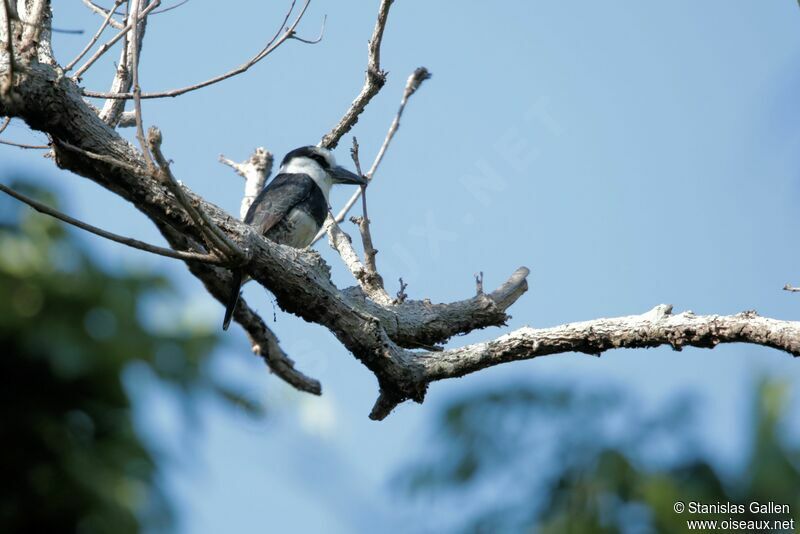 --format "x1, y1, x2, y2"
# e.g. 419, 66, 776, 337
0, 181, 222, 264
81, 0, 124, 29
427, 304, 800, 379
81, 0, 311, 100
159, 225, 321, 393
368, 305, 800, 420
148, 127, 243, 260
0, 138, 48, 148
